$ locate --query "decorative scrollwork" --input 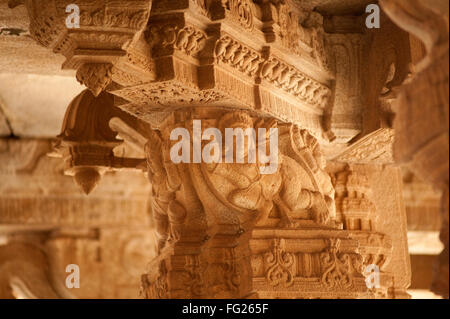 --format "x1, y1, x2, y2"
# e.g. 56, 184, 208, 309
147, 24, 207, 56
215, 36, 263, 77
320, 238, 362, 290
264, 239, 294, 287
223, 0, 254, 30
